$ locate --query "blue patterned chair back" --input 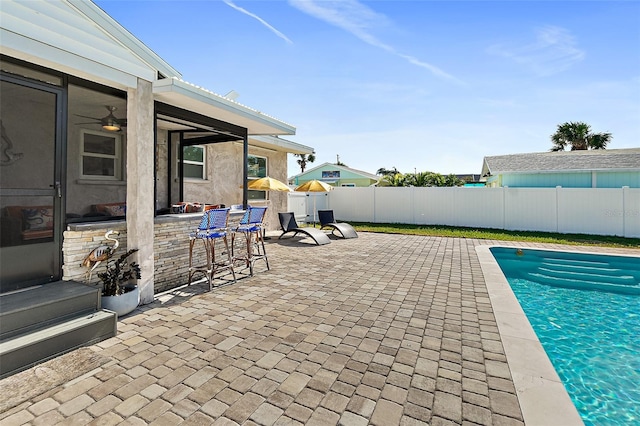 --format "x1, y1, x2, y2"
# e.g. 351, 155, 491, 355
196, 210, 211, 231
192, 208, 229, 238
238, 208, 251, 226
236, 206, 267, 233
208, 208, 230, 230
248, 206, 267, 225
